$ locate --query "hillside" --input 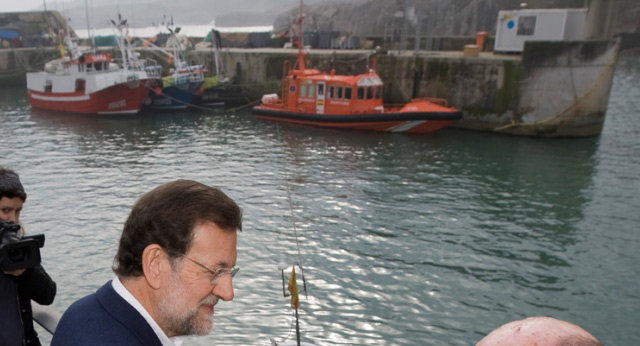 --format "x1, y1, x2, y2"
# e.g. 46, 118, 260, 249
39, 0, 347, 29
273, 0, 639, 37
23, 0, 639, 38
